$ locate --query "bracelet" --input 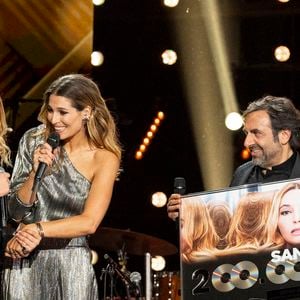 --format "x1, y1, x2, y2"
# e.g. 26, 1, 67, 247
35, 222, 45, 238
